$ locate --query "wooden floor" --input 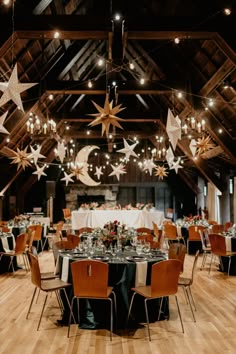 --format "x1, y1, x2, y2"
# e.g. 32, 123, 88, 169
1, 251, 236, 354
